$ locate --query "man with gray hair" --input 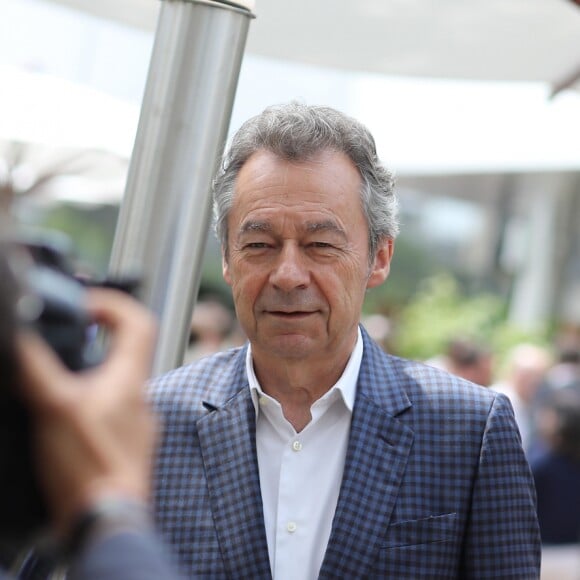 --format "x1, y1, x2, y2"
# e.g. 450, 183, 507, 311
149, 102, 540, 578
